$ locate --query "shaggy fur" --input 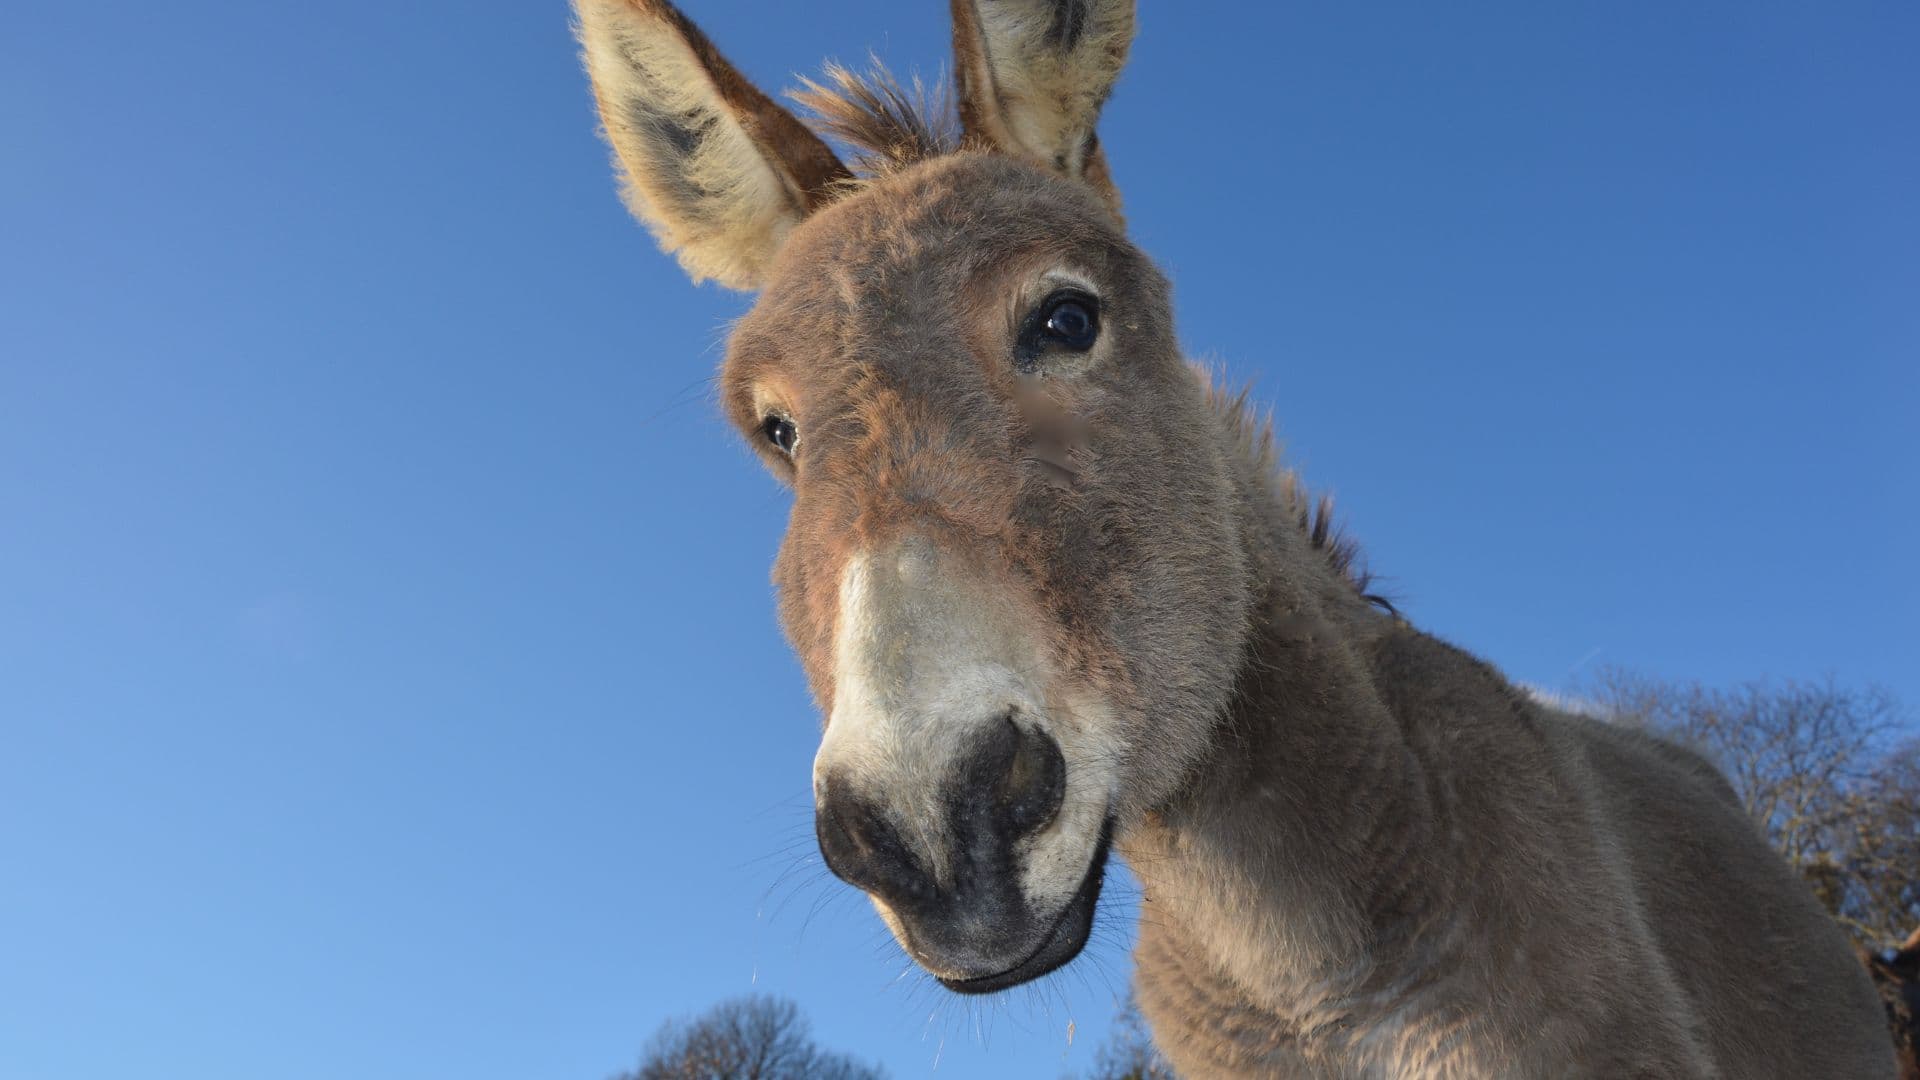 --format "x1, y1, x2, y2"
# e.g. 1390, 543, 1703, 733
572, 2, 1897, 1075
